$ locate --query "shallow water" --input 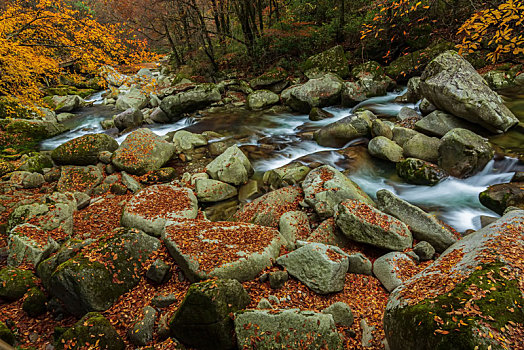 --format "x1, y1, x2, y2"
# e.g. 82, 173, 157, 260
39, 88, 523, 232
